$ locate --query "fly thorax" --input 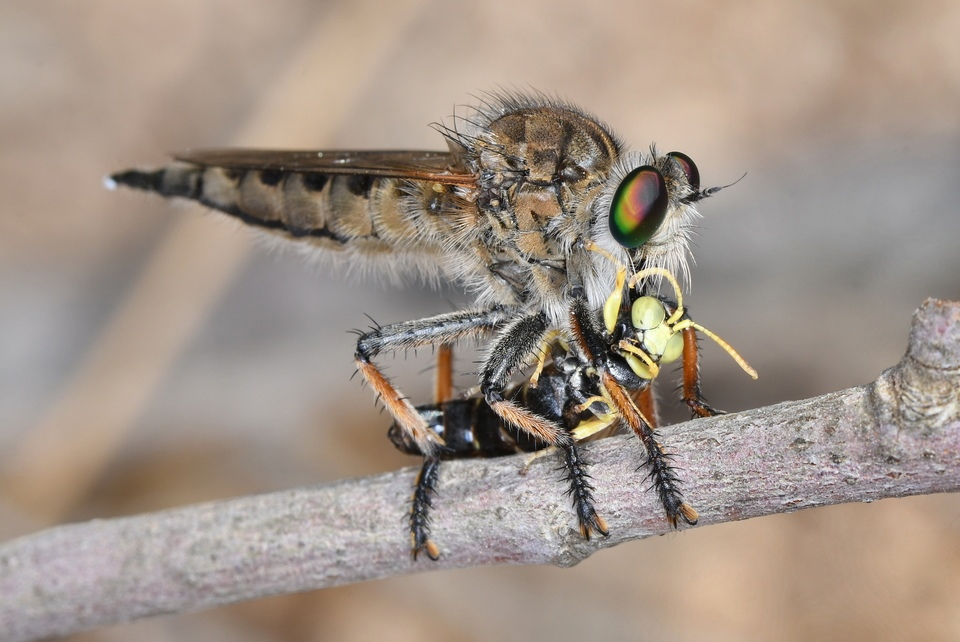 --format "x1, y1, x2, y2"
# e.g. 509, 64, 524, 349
462, 102, 622, 311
